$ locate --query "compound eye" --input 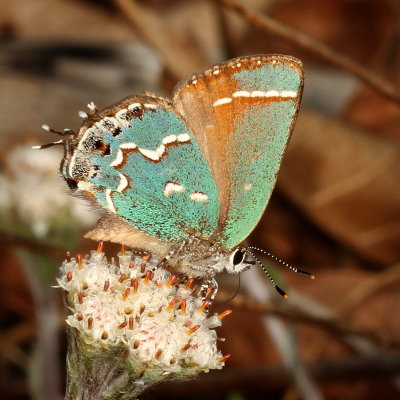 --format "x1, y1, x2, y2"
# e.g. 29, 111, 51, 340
66, 178, 78, 190
229, 248, 246, 267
